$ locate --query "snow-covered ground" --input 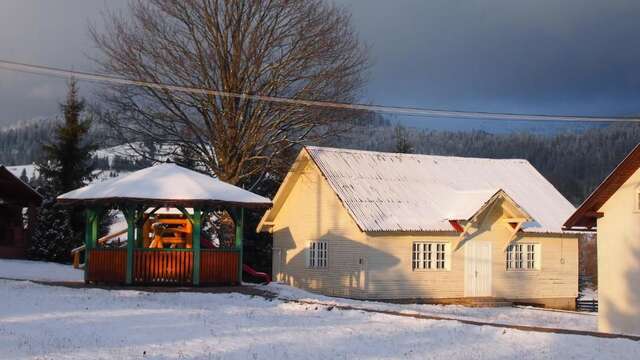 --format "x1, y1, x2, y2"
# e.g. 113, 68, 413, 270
0, 260, 624, 359
0, 279, 637, 360
579, 287, 598, 301
0, 259, 83, 282
264, 283, 597, 331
